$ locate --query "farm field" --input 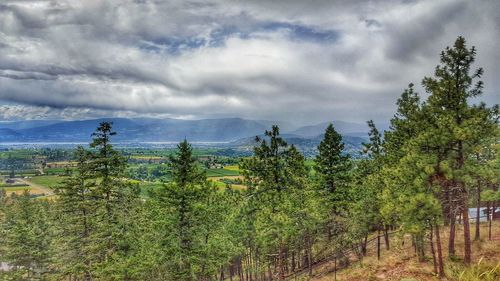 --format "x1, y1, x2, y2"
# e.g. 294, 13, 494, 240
205, 168, 240, 177
29, 175, 67, 189
208, 175, 245, 190
1, 178, 49, 196
0, 170, 39, 176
